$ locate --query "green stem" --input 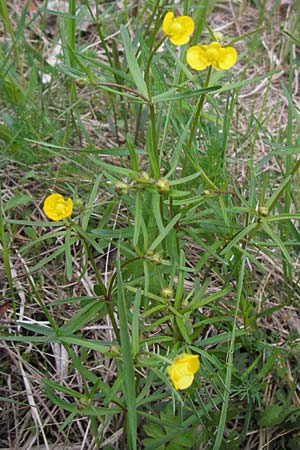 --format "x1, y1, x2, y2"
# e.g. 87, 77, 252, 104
145, 36, 167, 98
88, 248, 120, 341
187, 66, 212, 150
86, 0, 113, 66
0, 190, 15, 314
212, 255, 246, 450
67, 0, 76, 68
142, 0, 161, 47
107, 257, 141, 301
0, 0, 15, 40
149, 103, 160, 178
